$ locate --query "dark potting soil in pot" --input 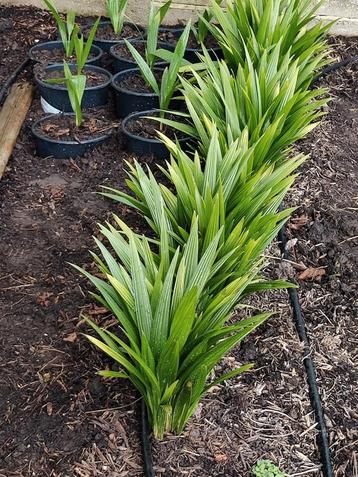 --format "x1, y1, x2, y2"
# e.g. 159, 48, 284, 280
161, 31, 219, 49
118, 70, 162, 93
158, 30, 177, 45
187, 32, 219, 49
31, 47, 97, 64
112, 41, 149, 62
126, 114, 187, 141
83, 22, 142, 41
37, 67, 109, 88
35, 115, 113, 142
